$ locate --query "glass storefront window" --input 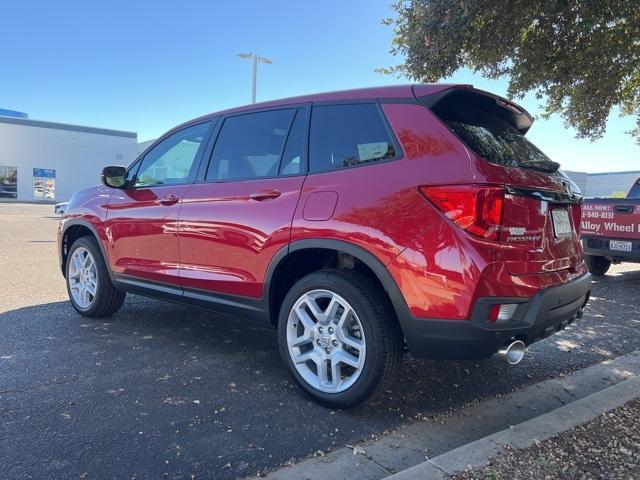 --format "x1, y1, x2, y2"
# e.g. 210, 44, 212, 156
0, 166, 18, 199
33, 168, 56, 200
